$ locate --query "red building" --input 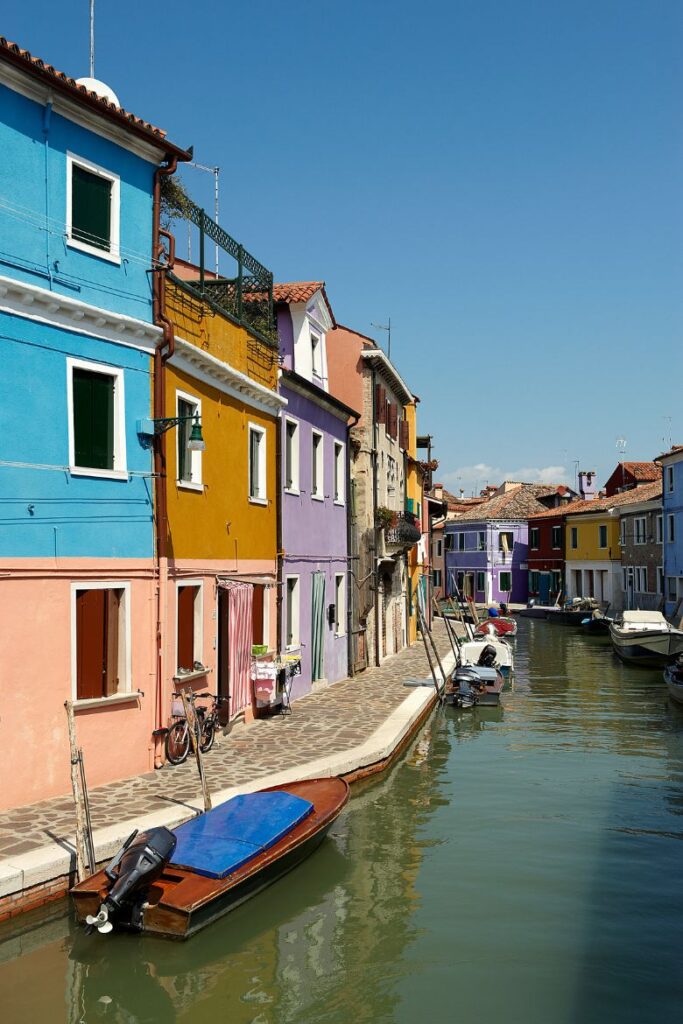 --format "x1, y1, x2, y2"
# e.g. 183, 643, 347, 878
604, 462, 660, 497
527, 508, 567, 604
